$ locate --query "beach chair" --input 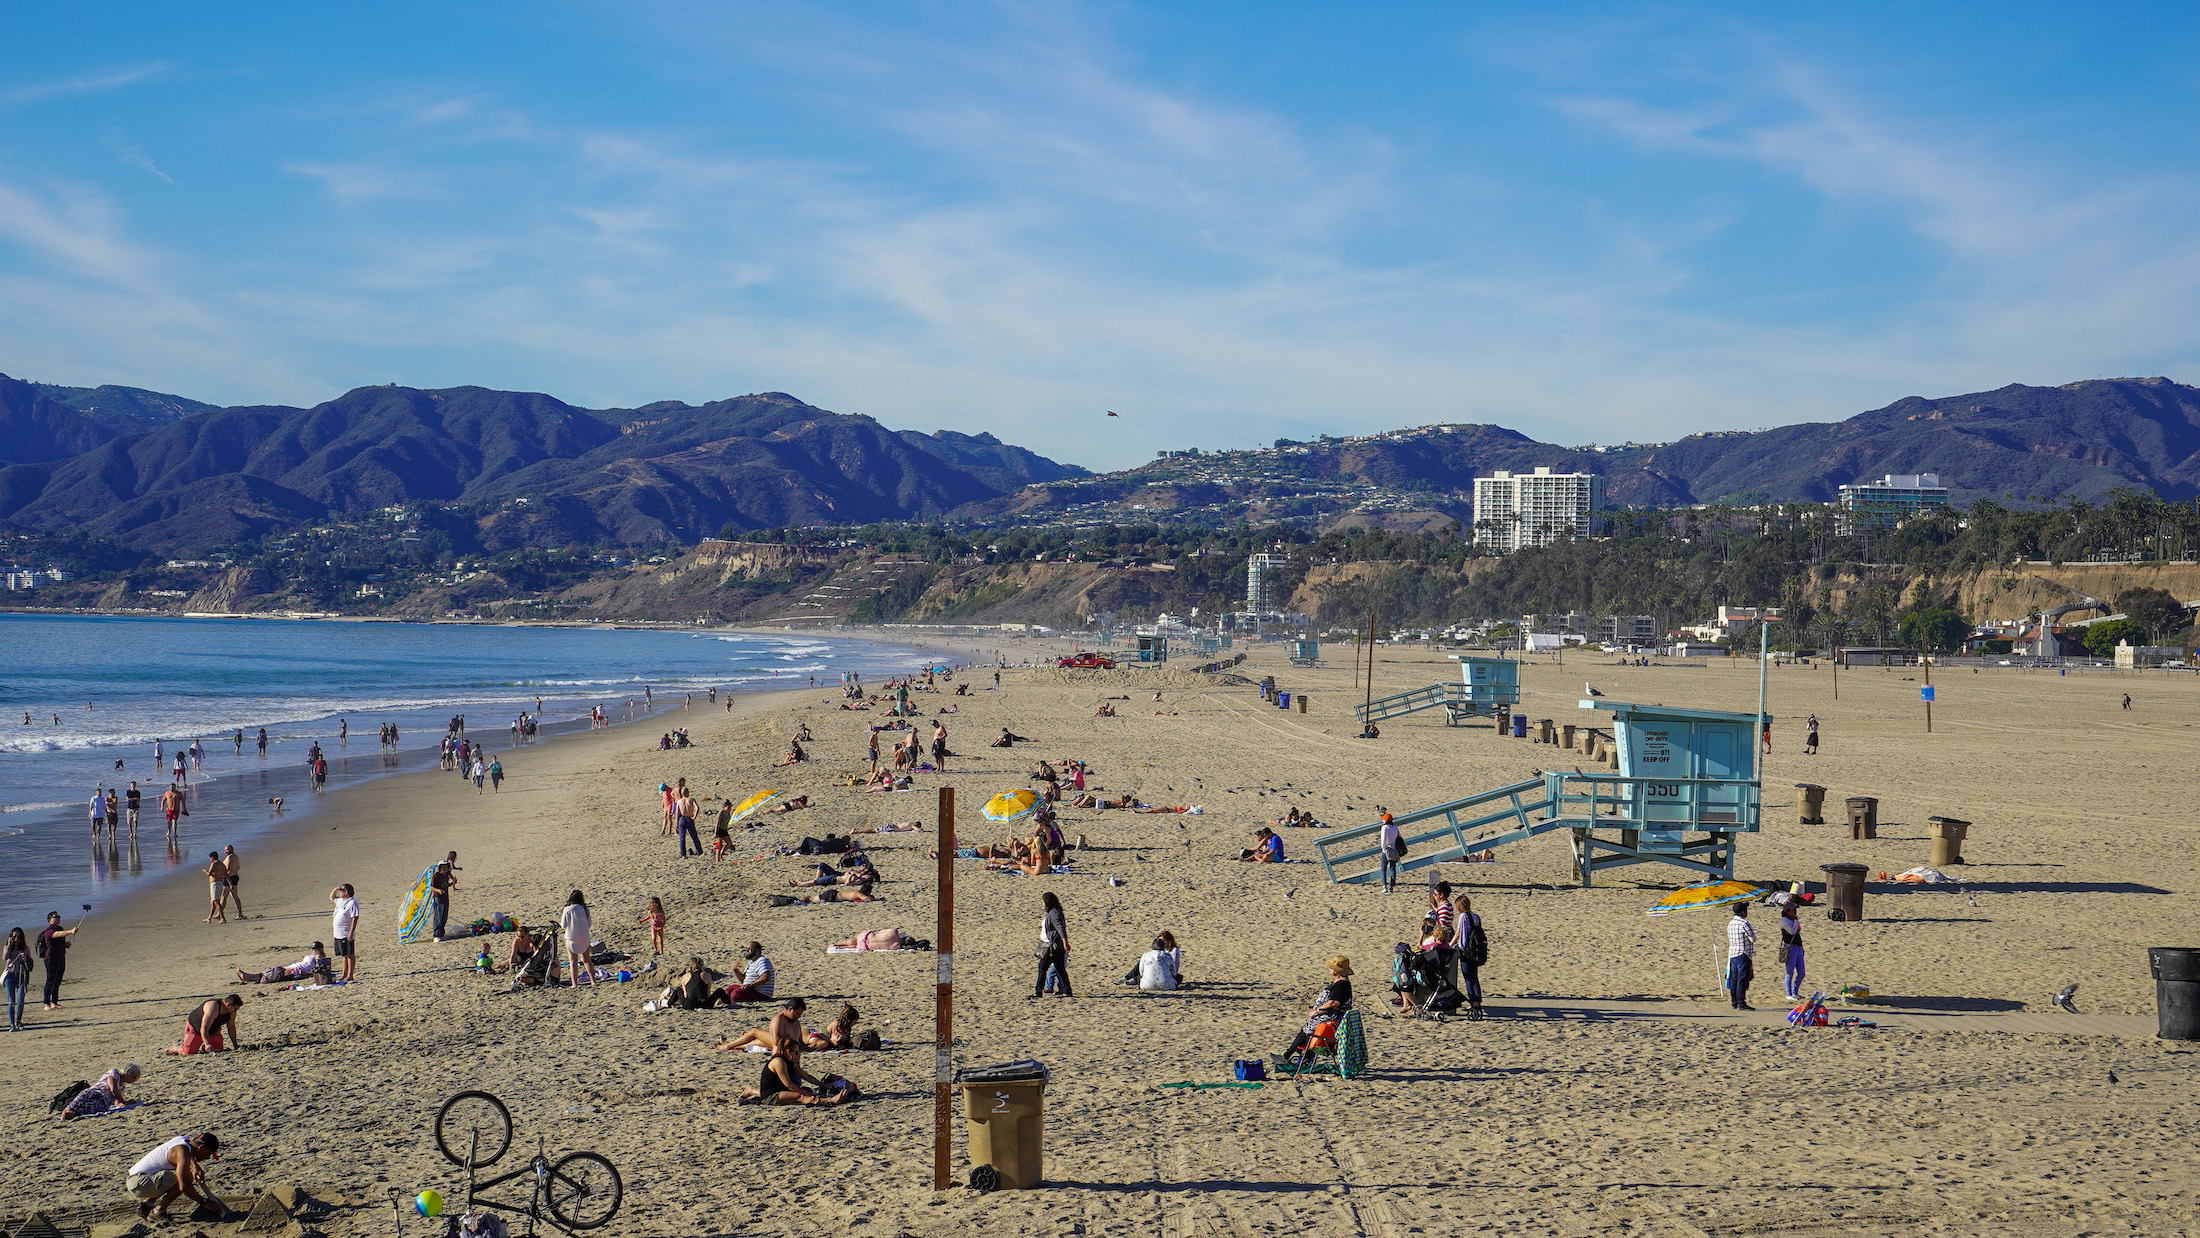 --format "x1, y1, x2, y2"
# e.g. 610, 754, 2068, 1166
1277, 1010, 1368, 1080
